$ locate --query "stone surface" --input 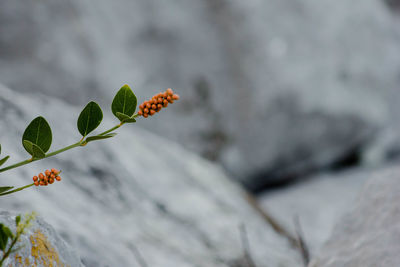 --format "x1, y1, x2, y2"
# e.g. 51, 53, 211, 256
309, 165, 400, 267
0, 84, 300, 267
1, 0, 400, 189
259, 167, 373, 255
0, 211, 82, 267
